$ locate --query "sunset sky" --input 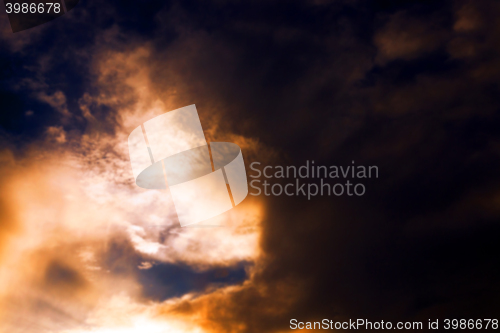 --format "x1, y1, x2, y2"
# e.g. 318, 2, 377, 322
1, 0, 500, 332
